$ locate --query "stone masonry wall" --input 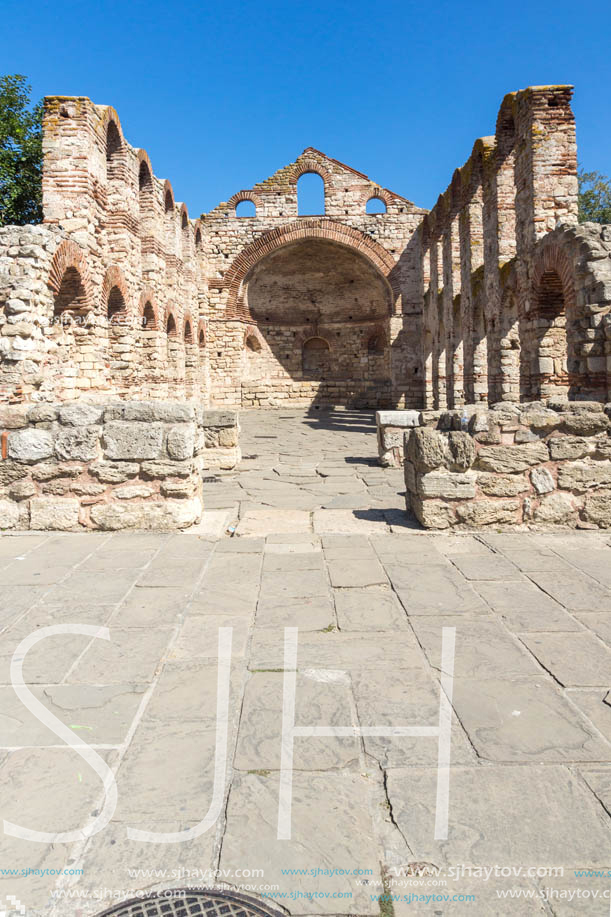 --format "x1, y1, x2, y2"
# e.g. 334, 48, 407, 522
404, 401, 611, 529
0, 402, 239, 530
